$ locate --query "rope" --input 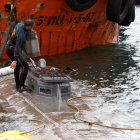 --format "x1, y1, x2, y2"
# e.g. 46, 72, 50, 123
0, 24, 12, 58
0, 77, 14, 83
0, 77, 46, 135
1, 75, 140, 131
0, 115, 45, 136
0, 30, 3, 40
90, 81, 101, 94
0, 0, 19, 58
0, 77, 82, 139
9, 0, 19, 20
67, 81, 140, 131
